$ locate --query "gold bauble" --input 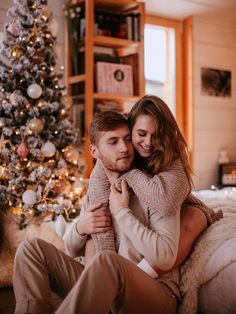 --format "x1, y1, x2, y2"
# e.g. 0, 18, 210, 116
11, 45, 24, 59
28, 118, 44, 135
11, 207, 23, 216
63, 146, 80, 164
61, 95, 73, 109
